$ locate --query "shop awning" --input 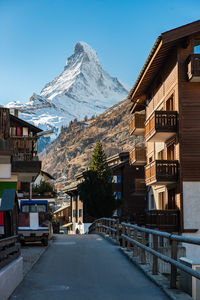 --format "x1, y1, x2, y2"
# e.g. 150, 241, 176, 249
0, 189, 18, 211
